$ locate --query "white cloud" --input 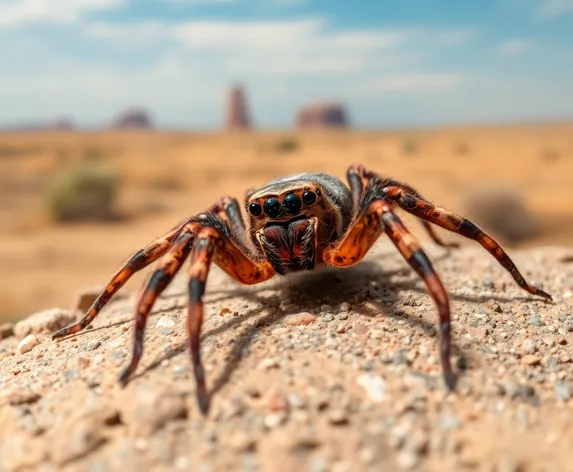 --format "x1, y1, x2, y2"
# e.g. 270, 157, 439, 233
498, 38, 532, 57
535, 0, 573, 18
0, 0, 124, 29
0, 15, 477, 126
